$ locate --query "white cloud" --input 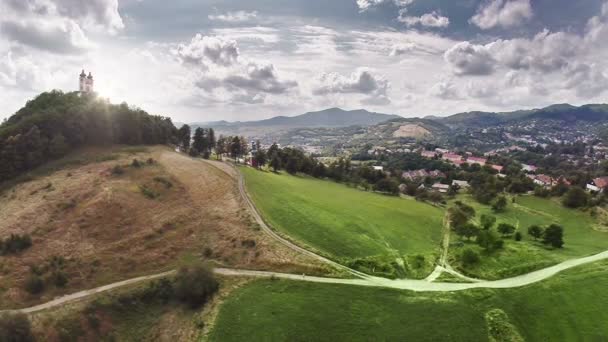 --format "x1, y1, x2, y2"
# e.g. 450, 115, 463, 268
174, 34, 239, 67
444, 42, 495, 76
470, 0, 533, 30
429, 79, 461, 100
399, 11, 450, 28
312, 68, 391, 104
208, 11, 258, 23
356, 0, 413, 12
0, 19, 92, 54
